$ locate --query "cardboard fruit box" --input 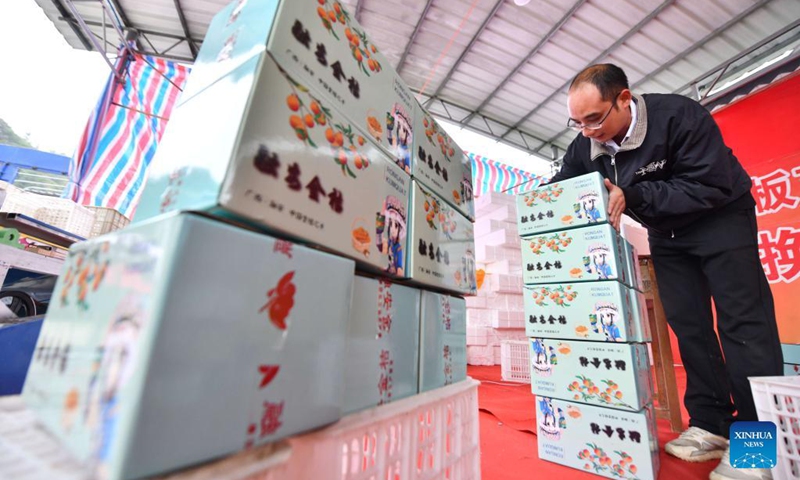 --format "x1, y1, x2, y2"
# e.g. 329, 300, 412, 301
521, 224, 628, 285
529, 338, 653, 412
343, 276, 420, 414
135, 51, 412, 279
524, 281, 650, 343
536, 397, 660, 480
23, 213, 354, 480
517, 172, 609, 237
419, 291, 467, 393
411, 100, 475, 220
408, 180, 477, 295
182, 0, 417, 172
